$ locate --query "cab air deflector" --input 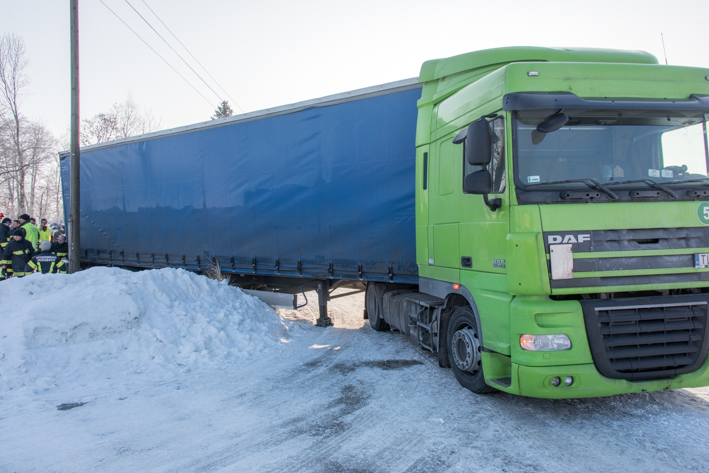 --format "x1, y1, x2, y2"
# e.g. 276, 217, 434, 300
502, 93, 709, 111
